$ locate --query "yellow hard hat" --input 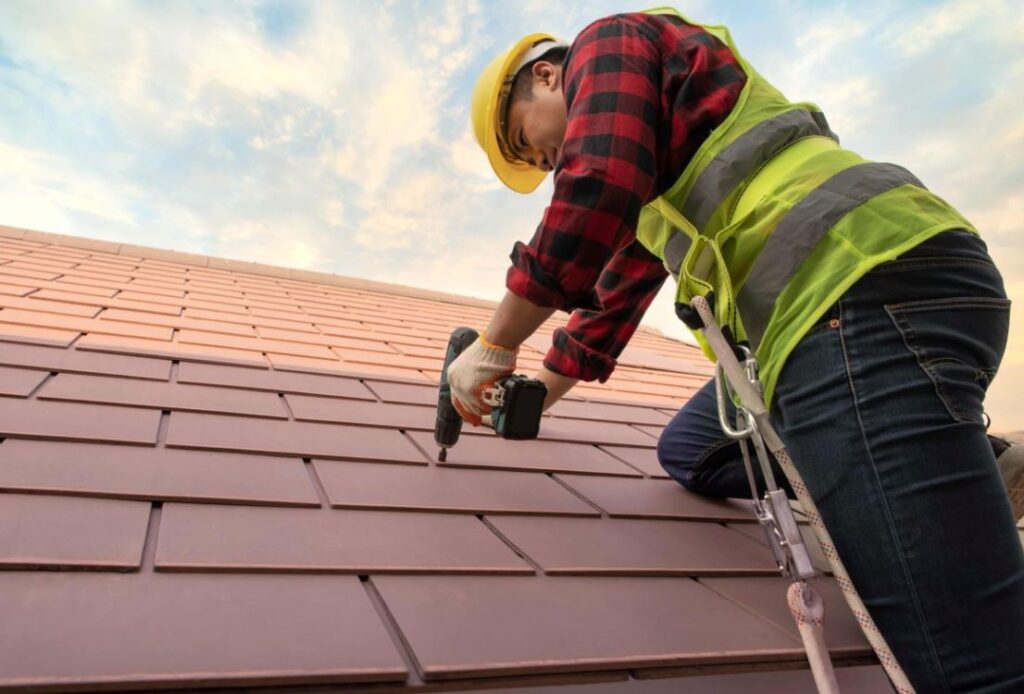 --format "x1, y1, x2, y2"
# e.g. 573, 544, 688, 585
471, 33, 566, 194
